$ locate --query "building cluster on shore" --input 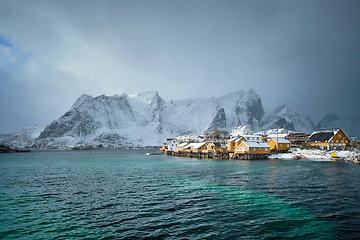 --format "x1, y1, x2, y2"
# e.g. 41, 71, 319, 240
160, 126, 356, 160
